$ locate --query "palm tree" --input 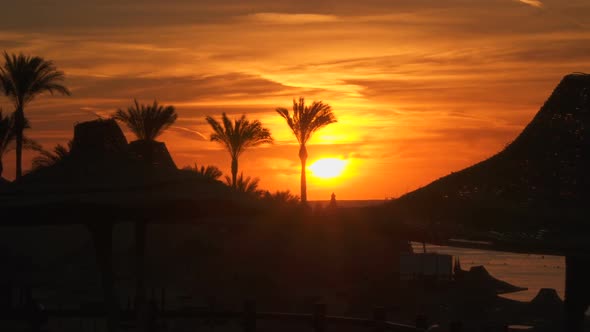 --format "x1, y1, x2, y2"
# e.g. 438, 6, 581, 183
276, 97, 336, 203
113, 99, 177, 141
31, 141, 72, 171
224, 172, 262, 195
206, 113, 273, 188
0, 52, 70, 180
183, 163, 223, 180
